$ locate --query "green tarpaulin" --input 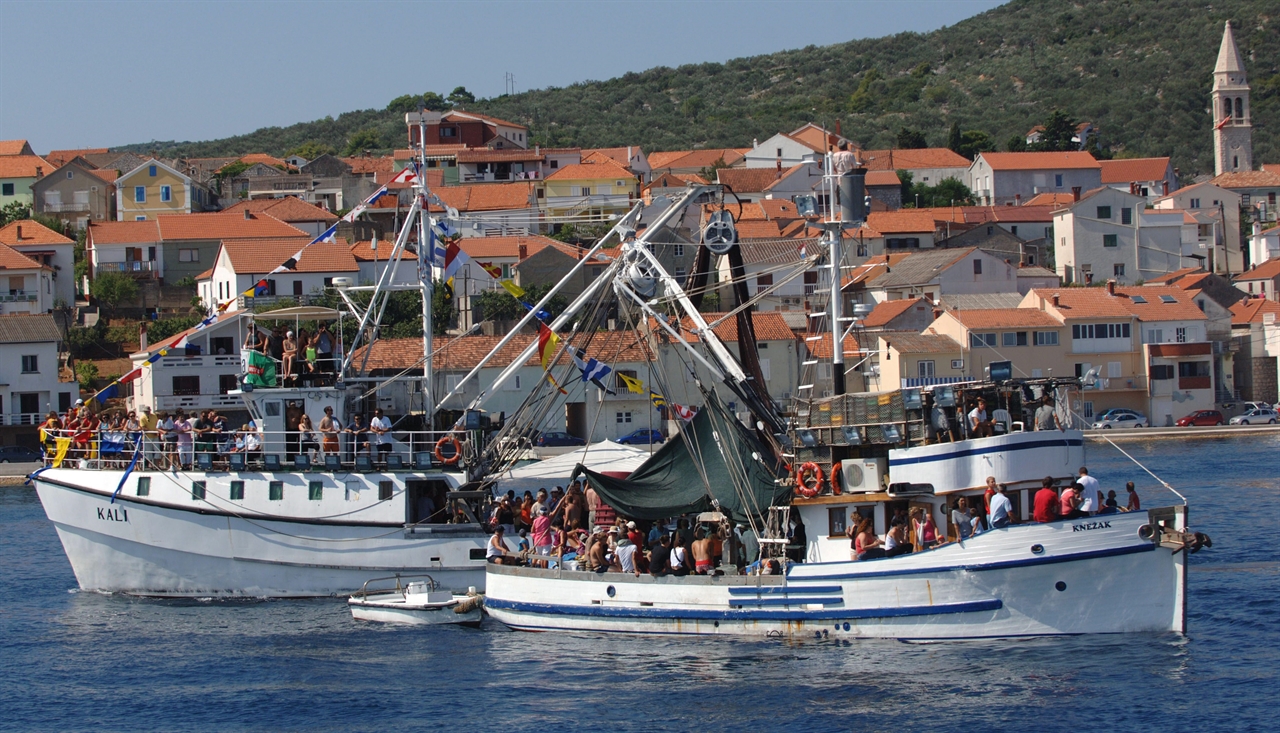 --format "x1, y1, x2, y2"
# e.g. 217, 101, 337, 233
244, 350, 277, 387
575, 393, 790, 524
